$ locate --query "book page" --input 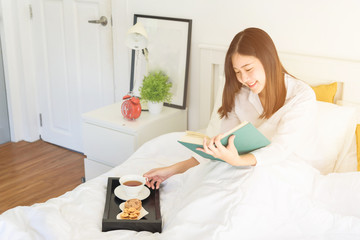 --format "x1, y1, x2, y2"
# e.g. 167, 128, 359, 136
185, 131, 209, 138
179, 121, 249, 145
179, 131, 210, 145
